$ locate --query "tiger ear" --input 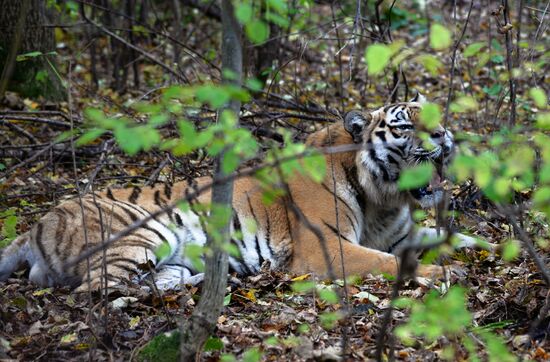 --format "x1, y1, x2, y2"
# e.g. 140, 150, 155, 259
409, 91, 427, 104
344, 110, 371, 143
